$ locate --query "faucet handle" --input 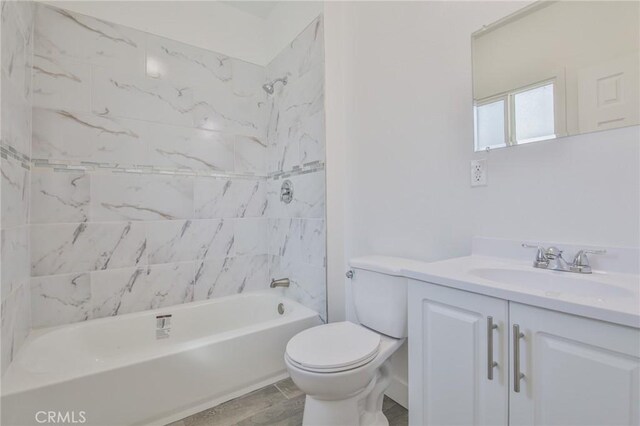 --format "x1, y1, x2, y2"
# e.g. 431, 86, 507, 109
571, 249, 606, 274
522, 243, 549, 268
